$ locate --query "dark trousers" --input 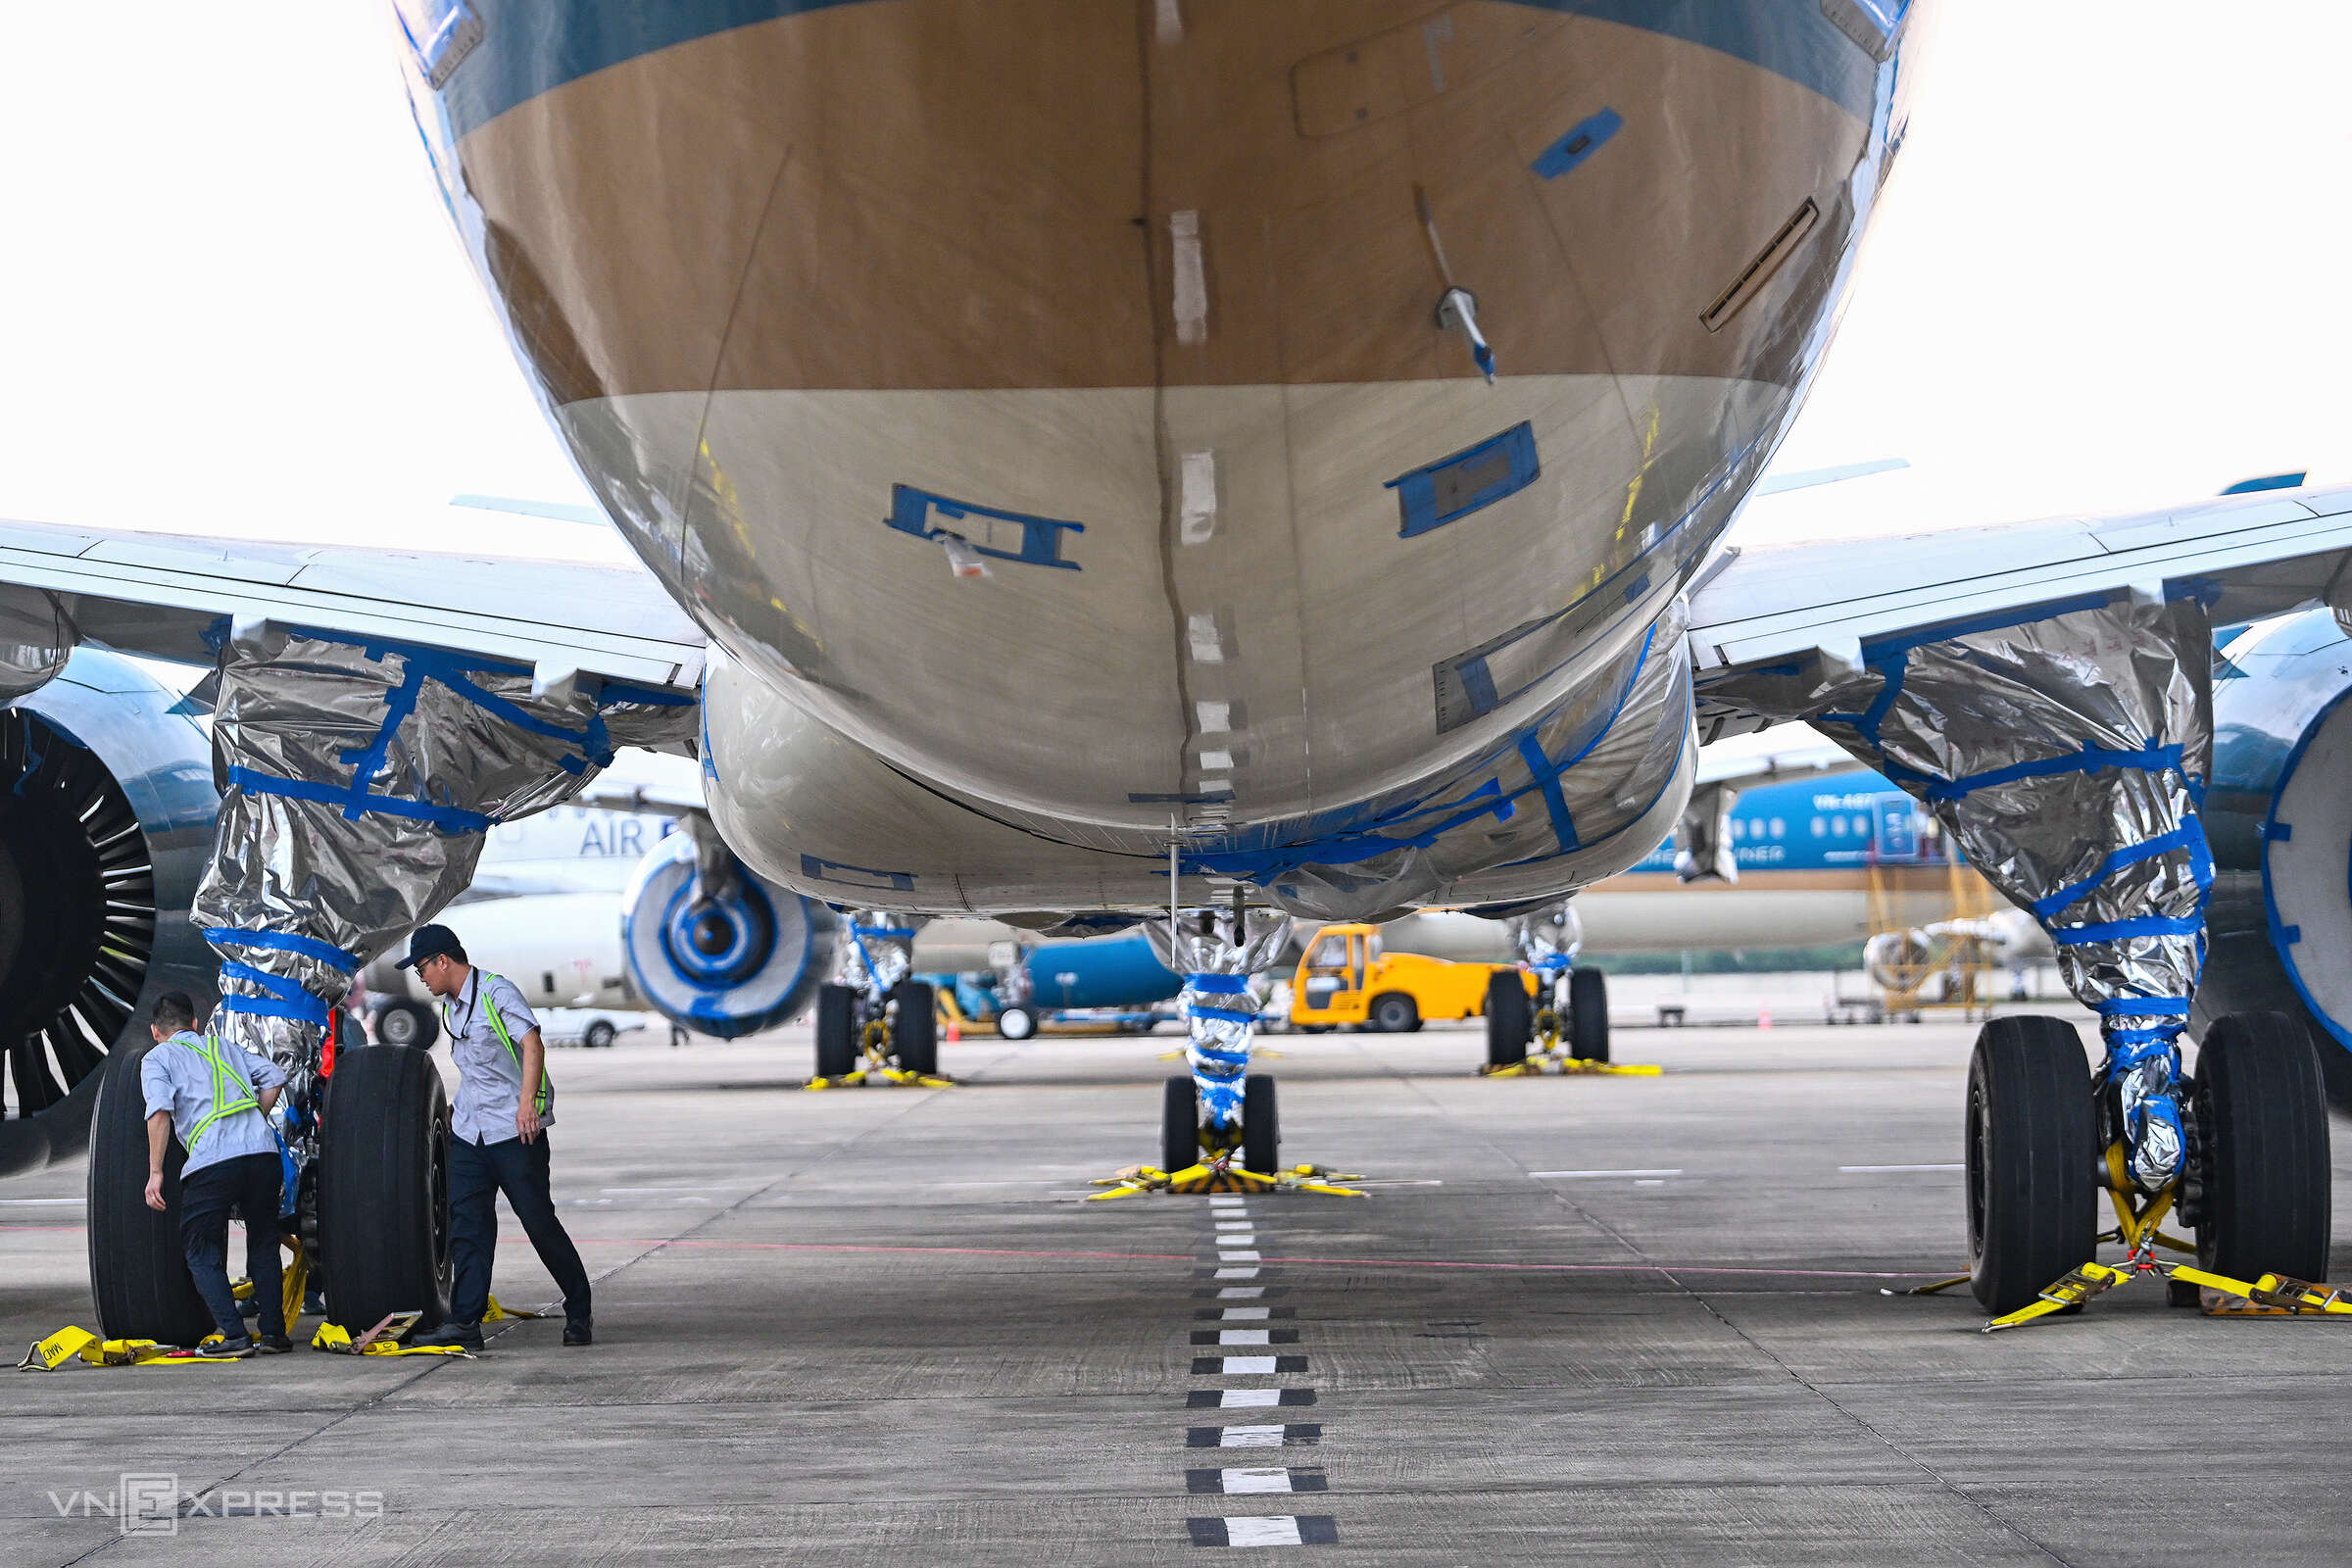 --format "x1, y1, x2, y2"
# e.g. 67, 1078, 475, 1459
179, 1152, 284, 1341
449, 1133, 591, 1326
